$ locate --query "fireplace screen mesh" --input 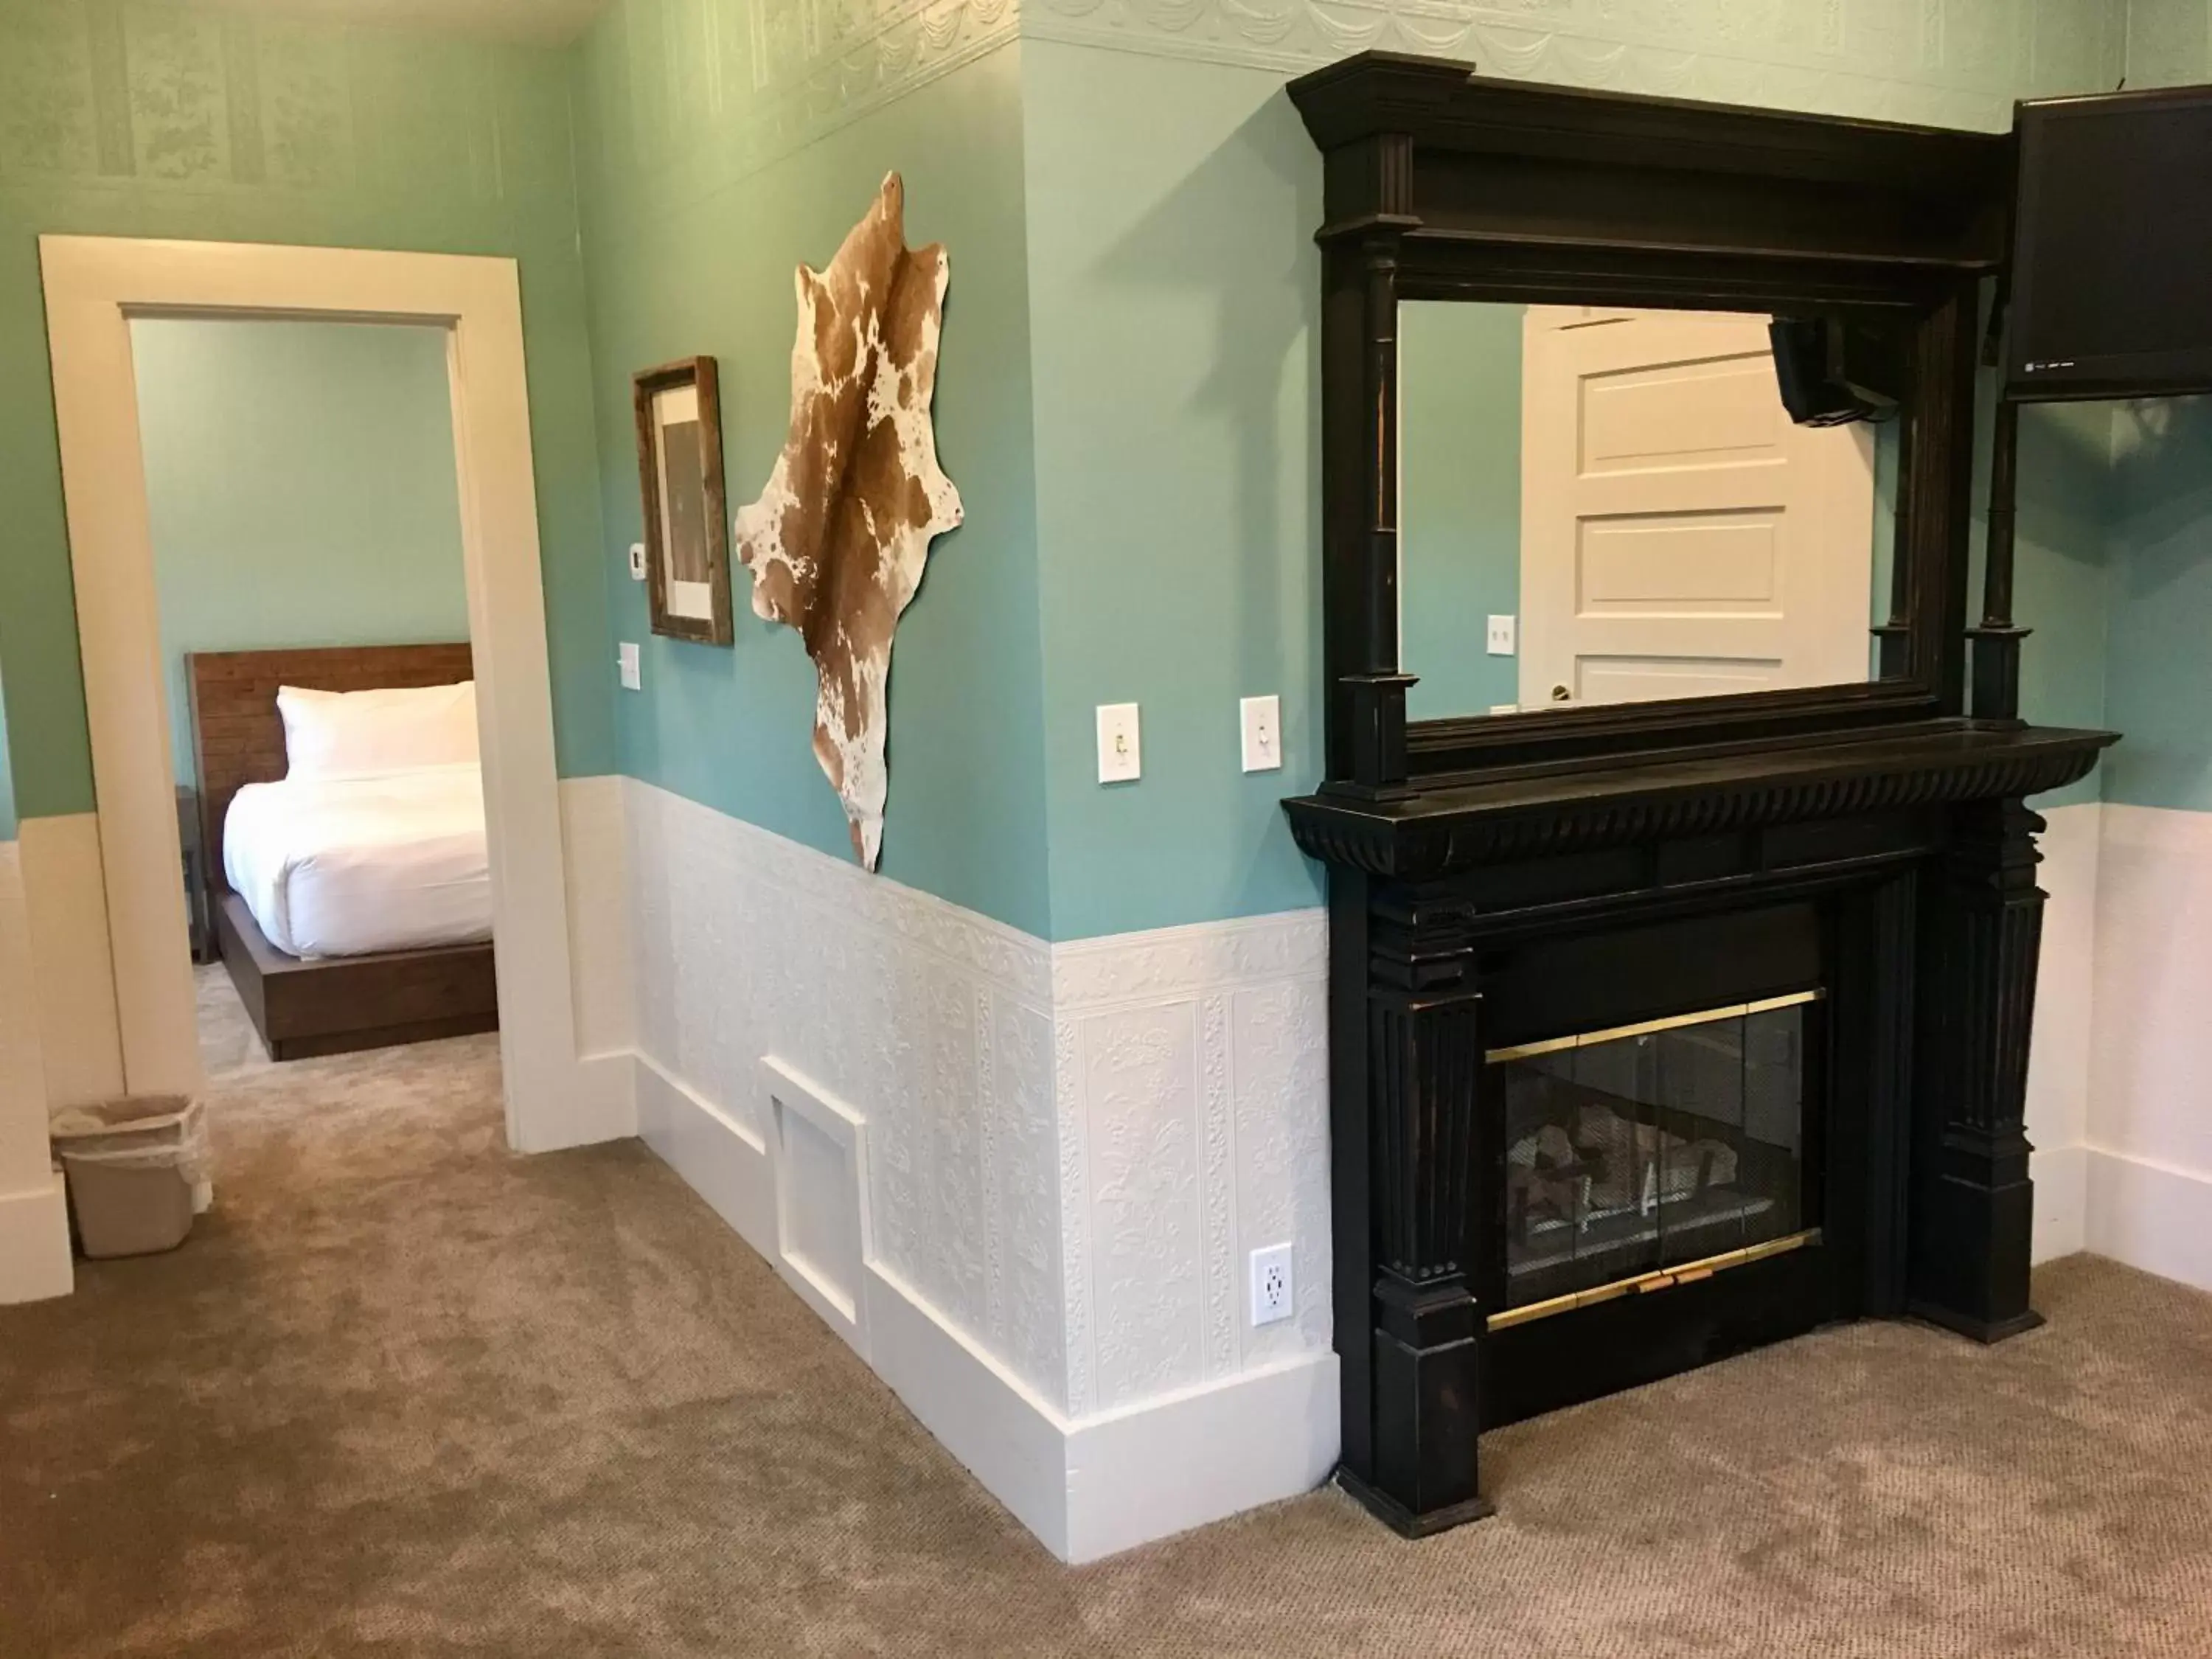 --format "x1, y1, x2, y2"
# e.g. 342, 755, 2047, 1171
1491, 993, 1815, 1313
